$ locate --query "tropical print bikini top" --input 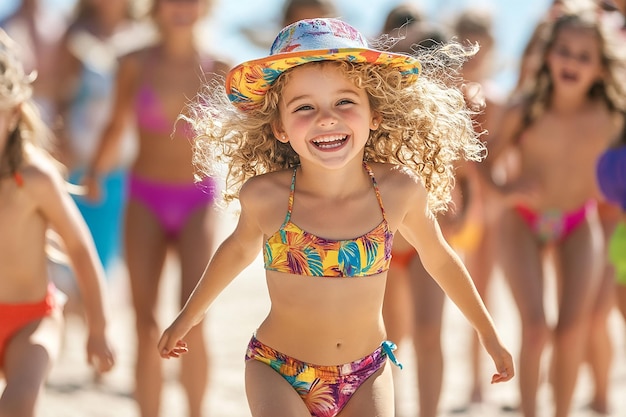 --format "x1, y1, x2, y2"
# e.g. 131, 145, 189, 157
263, 162, 394, 277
